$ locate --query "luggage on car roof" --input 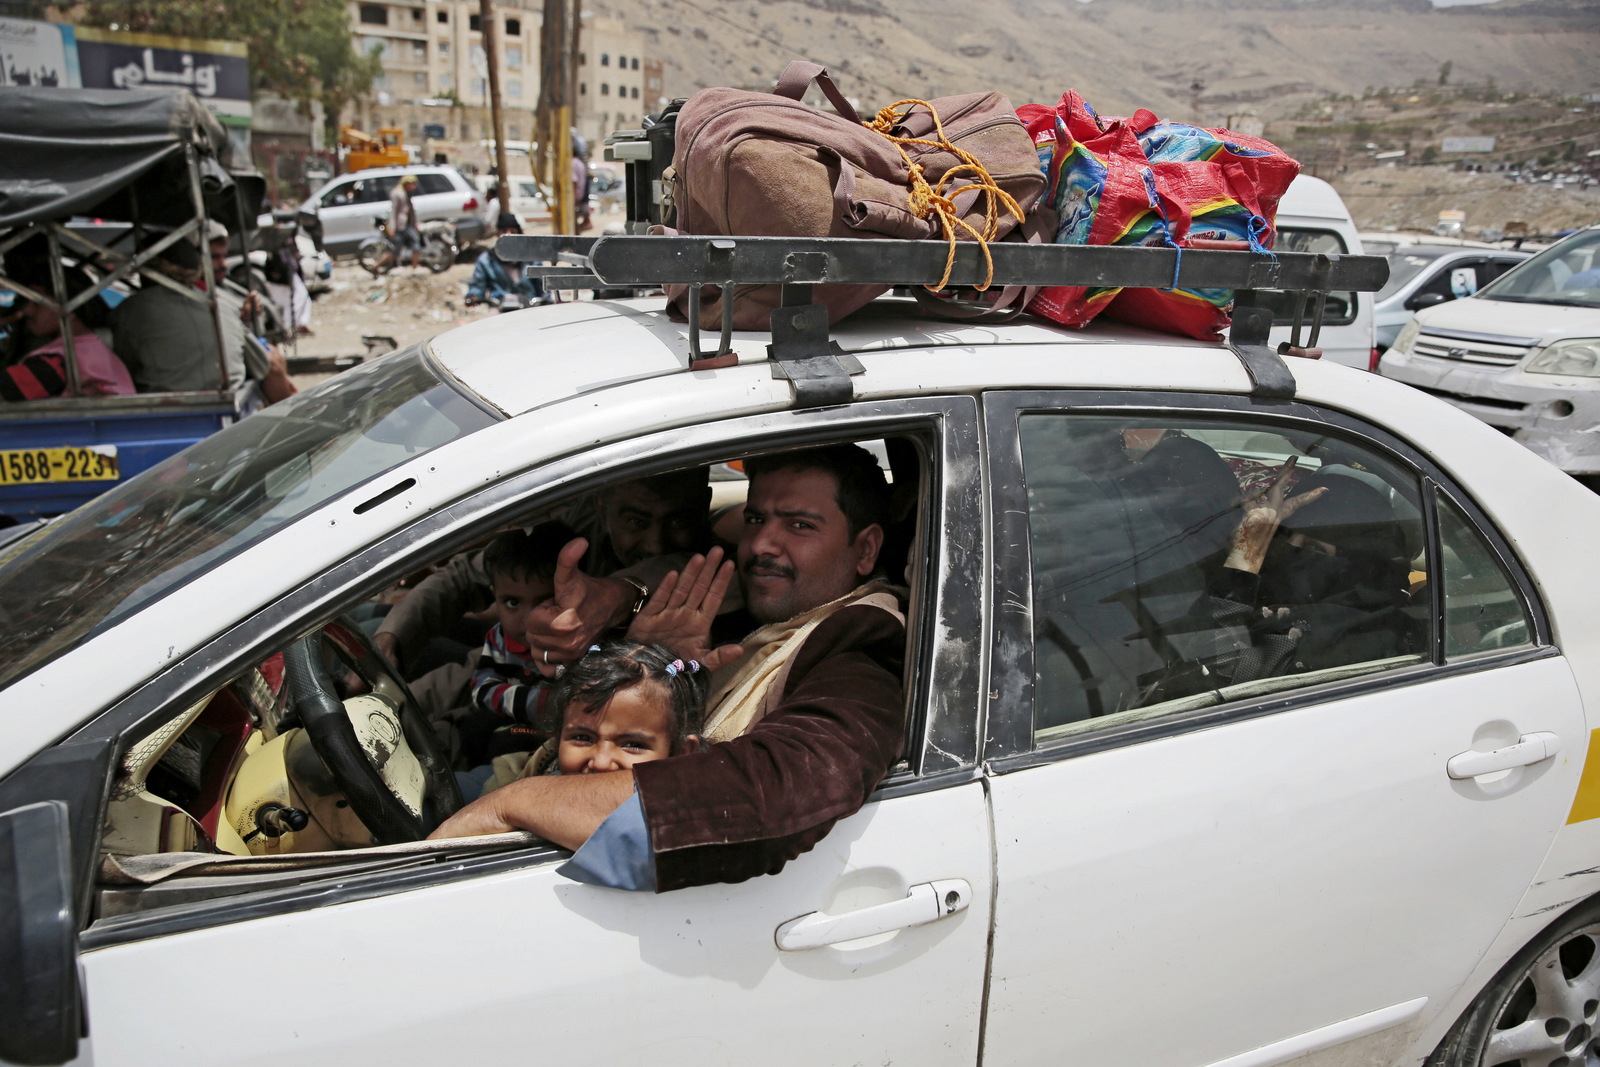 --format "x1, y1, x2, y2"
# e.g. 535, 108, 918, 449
667, 60, 1047, 330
